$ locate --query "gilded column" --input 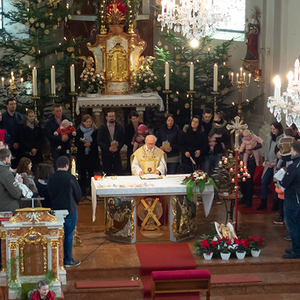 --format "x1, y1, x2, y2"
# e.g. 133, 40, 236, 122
50, 241, 59, 281
8, 242, 18, 282
1, 231, 6, 271
59, 229, 64, 270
